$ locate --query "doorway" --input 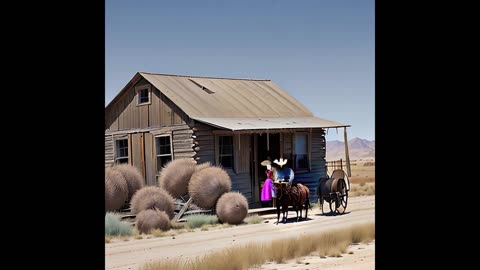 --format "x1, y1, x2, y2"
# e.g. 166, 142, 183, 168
256, 133, 280, 207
